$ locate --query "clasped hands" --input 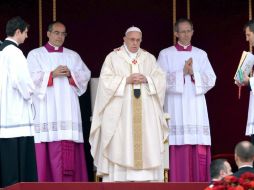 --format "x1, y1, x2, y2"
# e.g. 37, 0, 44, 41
52, 65, 71, 78
126, 73, 147, 84
183, 58, 193, 75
